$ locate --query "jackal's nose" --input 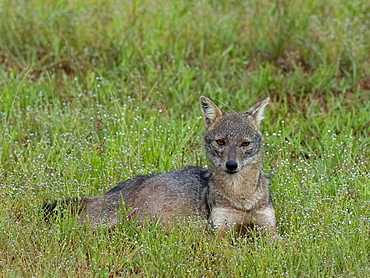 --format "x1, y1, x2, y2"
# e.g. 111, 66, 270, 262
225, 160, 238, 171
